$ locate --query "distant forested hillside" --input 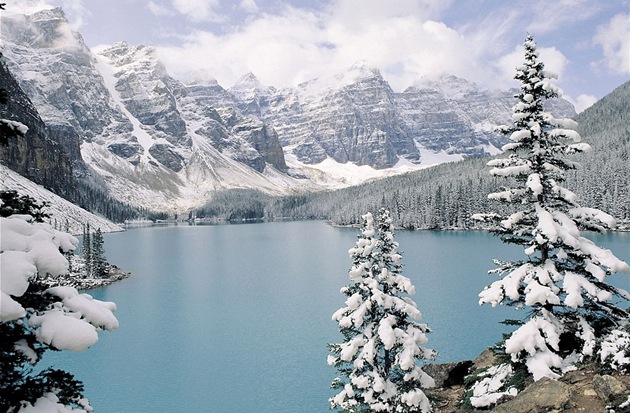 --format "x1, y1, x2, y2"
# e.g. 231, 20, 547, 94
569, 81, 629, 225
195, 81, 629, 230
